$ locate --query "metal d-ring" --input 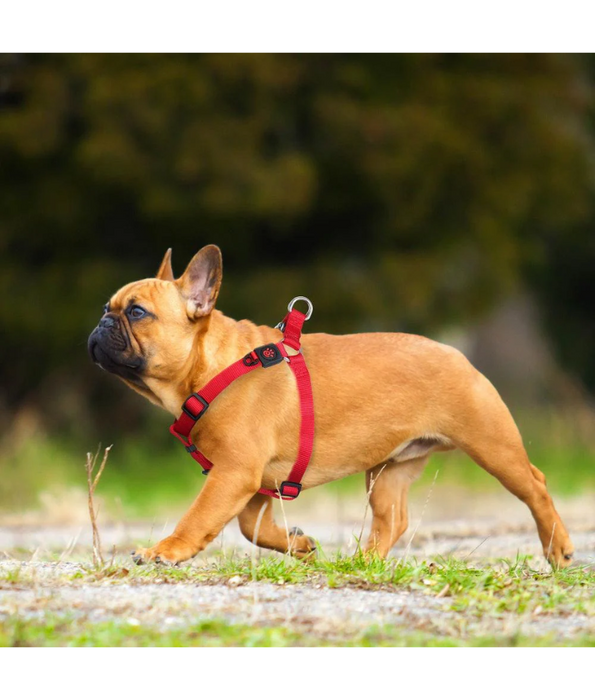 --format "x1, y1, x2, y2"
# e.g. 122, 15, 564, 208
288, 296, 313, 320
